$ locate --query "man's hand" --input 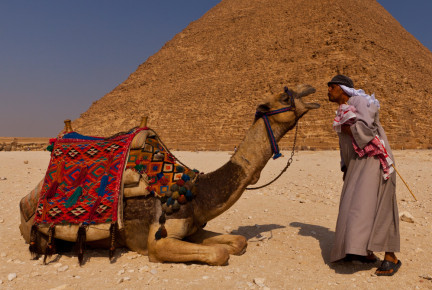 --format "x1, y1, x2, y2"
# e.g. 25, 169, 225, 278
341, 165, 347, 181
341, 124, 353, 137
